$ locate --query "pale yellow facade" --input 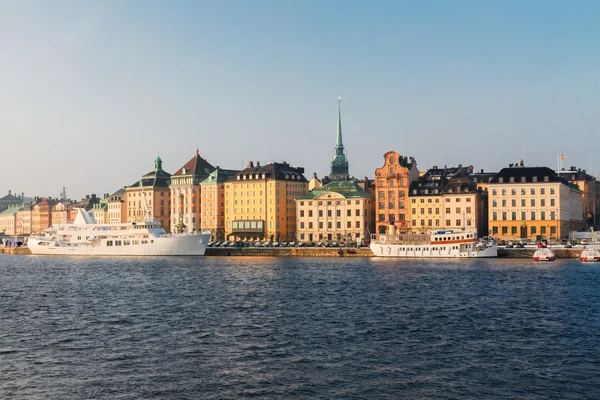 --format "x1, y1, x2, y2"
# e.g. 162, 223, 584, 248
125, 188, 171, 231
225, 162, 308, 242
488, 170, 584, 241
295, 190, 375, 243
